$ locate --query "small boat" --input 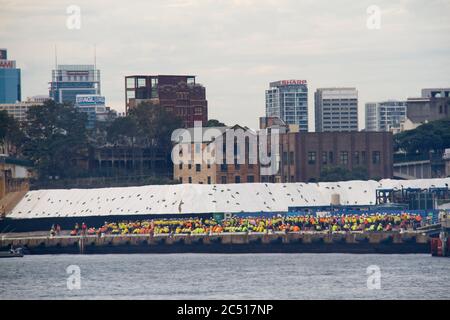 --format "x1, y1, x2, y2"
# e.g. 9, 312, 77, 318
0, 248, 24, 258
